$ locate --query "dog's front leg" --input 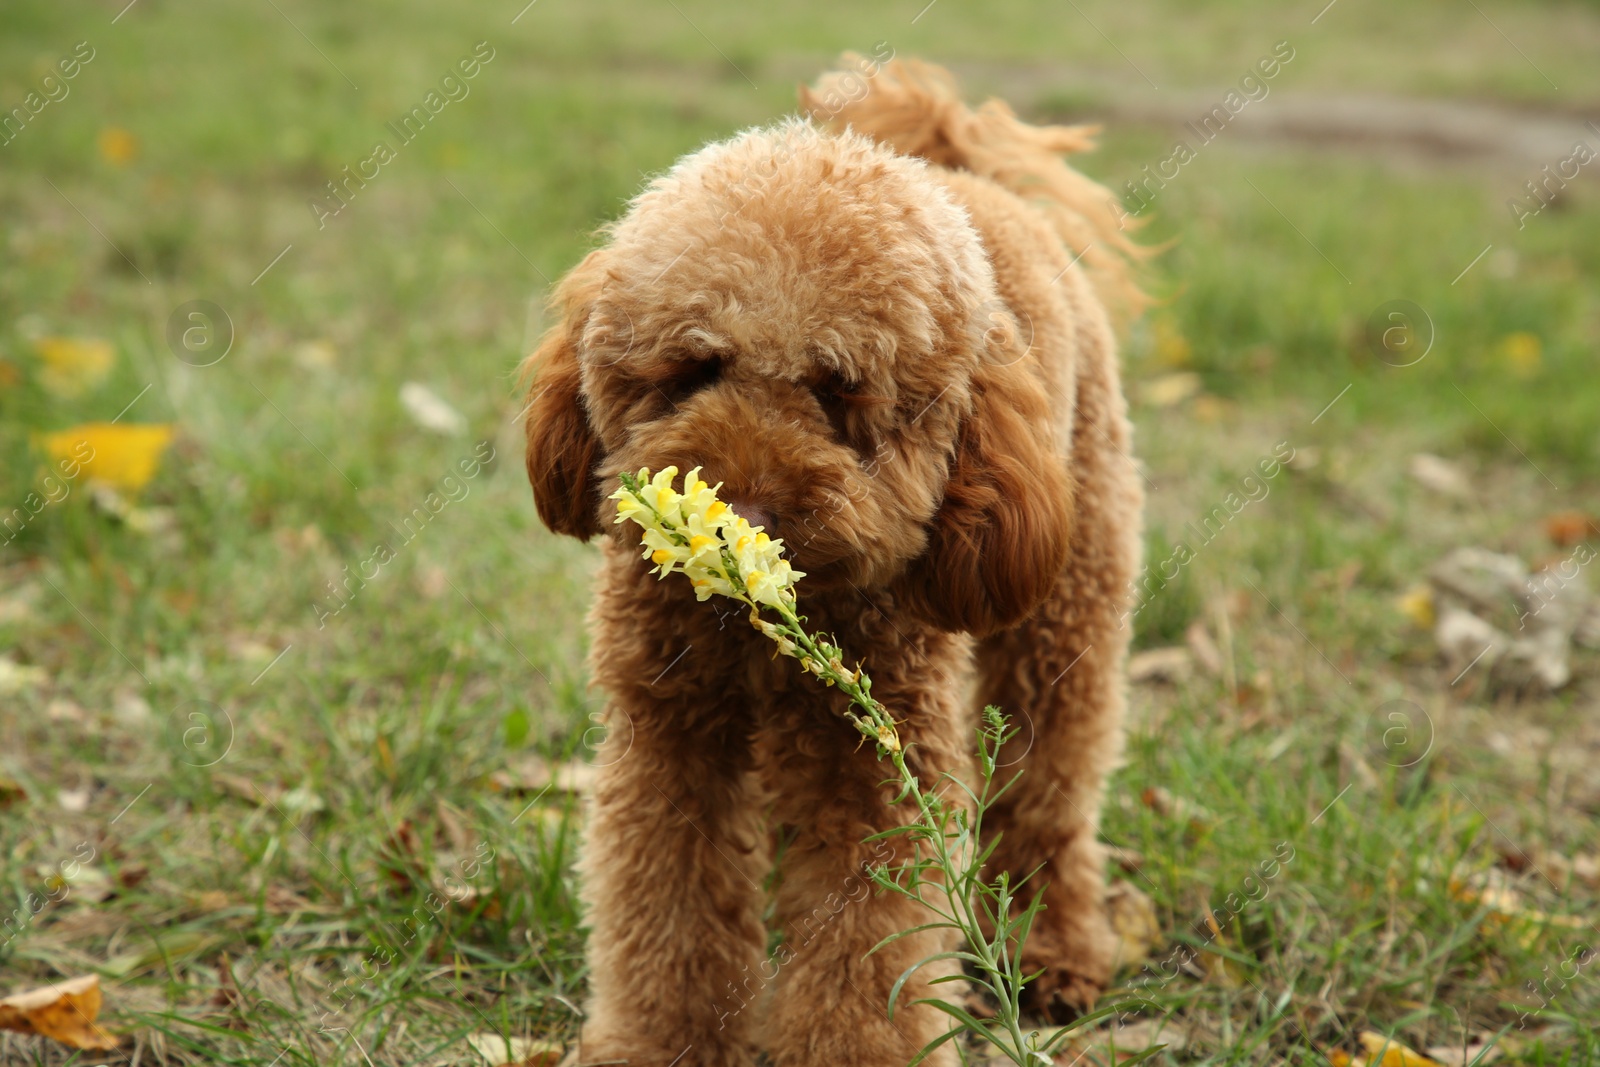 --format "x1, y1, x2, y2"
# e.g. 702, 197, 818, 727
759, 688, 969, 1067
578, 655, 768, 1066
